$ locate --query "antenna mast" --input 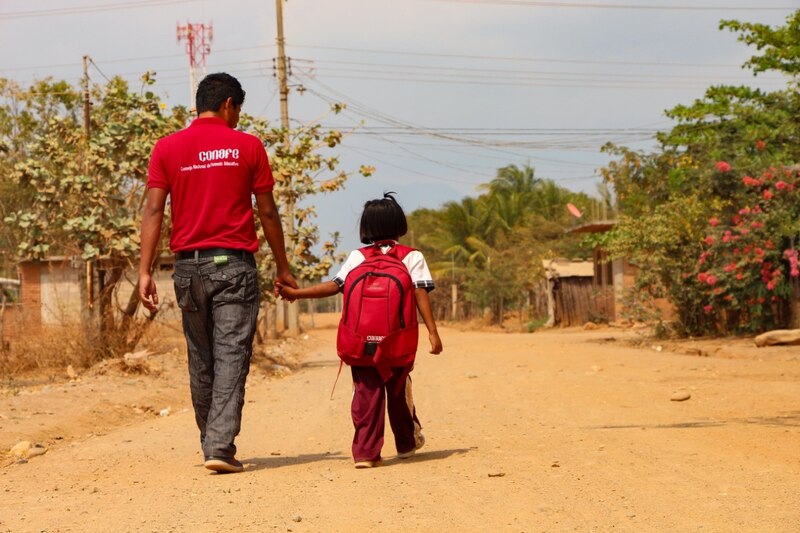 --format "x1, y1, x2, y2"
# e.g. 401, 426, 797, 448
176, 21, 213, 112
